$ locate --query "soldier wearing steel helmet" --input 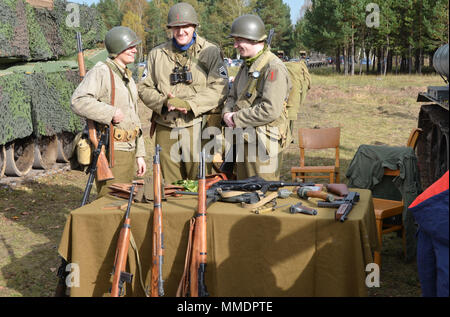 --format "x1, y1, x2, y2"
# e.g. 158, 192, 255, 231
222, 14, 291, 181
138, 2, 229, 184
71, 26, 146, 198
